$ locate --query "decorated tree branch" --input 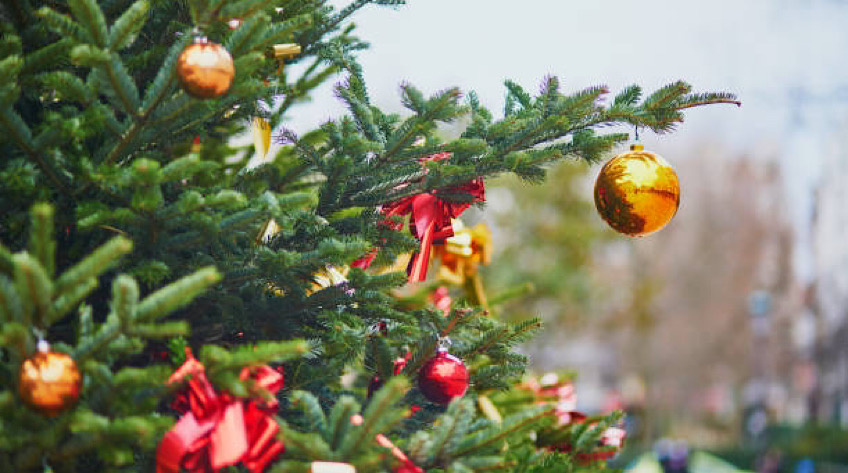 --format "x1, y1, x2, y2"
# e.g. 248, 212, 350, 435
0, 0, 737, 471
